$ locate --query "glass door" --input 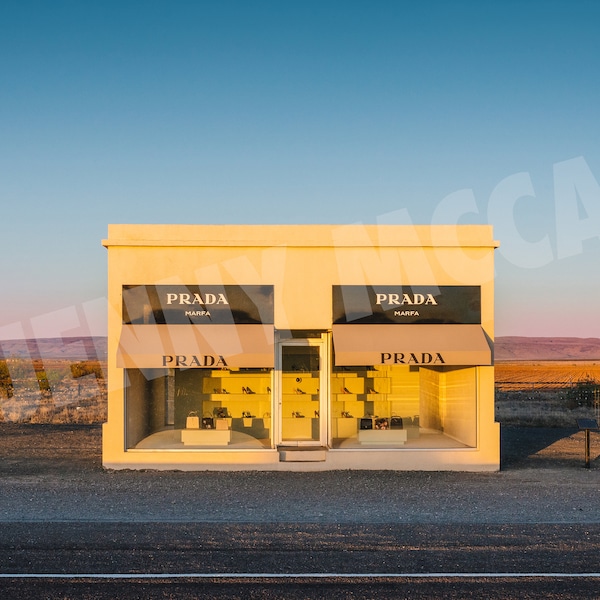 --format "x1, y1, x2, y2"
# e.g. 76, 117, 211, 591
277, 339, 327, 446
